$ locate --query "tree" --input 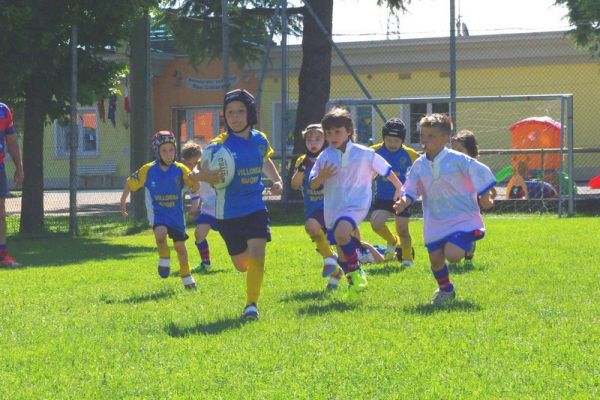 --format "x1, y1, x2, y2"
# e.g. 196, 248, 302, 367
0, 0, 159, 235
162, 0, 410, 156
555, 0, 600, 55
